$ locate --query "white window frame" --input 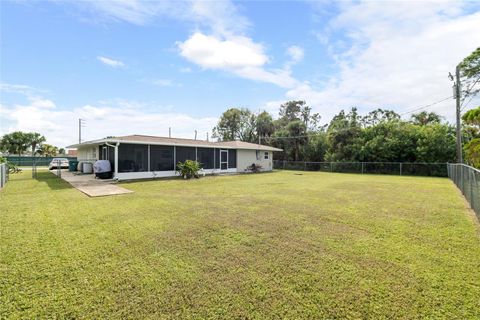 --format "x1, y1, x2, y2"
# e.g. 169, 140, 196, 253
220, 149, 228, 170
264, 152, 269, 160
